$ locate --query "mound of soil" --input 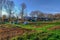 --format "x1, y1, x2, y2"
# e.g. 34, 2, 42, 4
48, 25, 60, 30
0, 26, 34, 40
